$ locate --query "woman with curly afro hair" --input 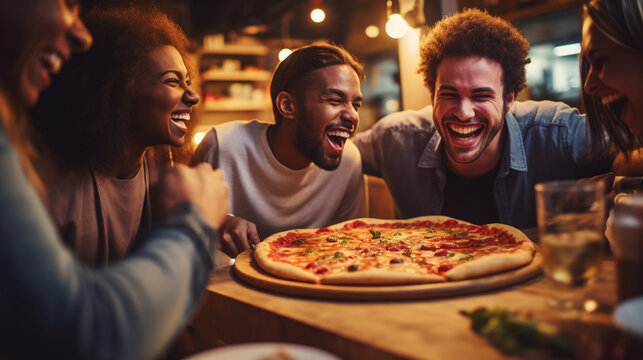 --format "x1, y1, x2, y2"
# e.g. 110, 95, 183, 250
30, 7, 203, 266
